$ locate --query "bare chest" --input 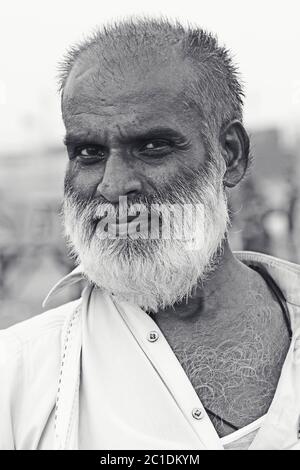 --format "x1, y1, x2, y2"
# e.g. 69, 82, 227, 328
154, 306, 291, 437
